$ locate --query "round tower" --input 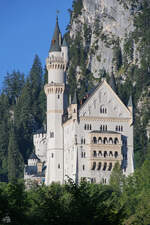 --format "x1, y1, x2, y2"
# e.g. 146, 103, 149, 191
45, 17, 68, 185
